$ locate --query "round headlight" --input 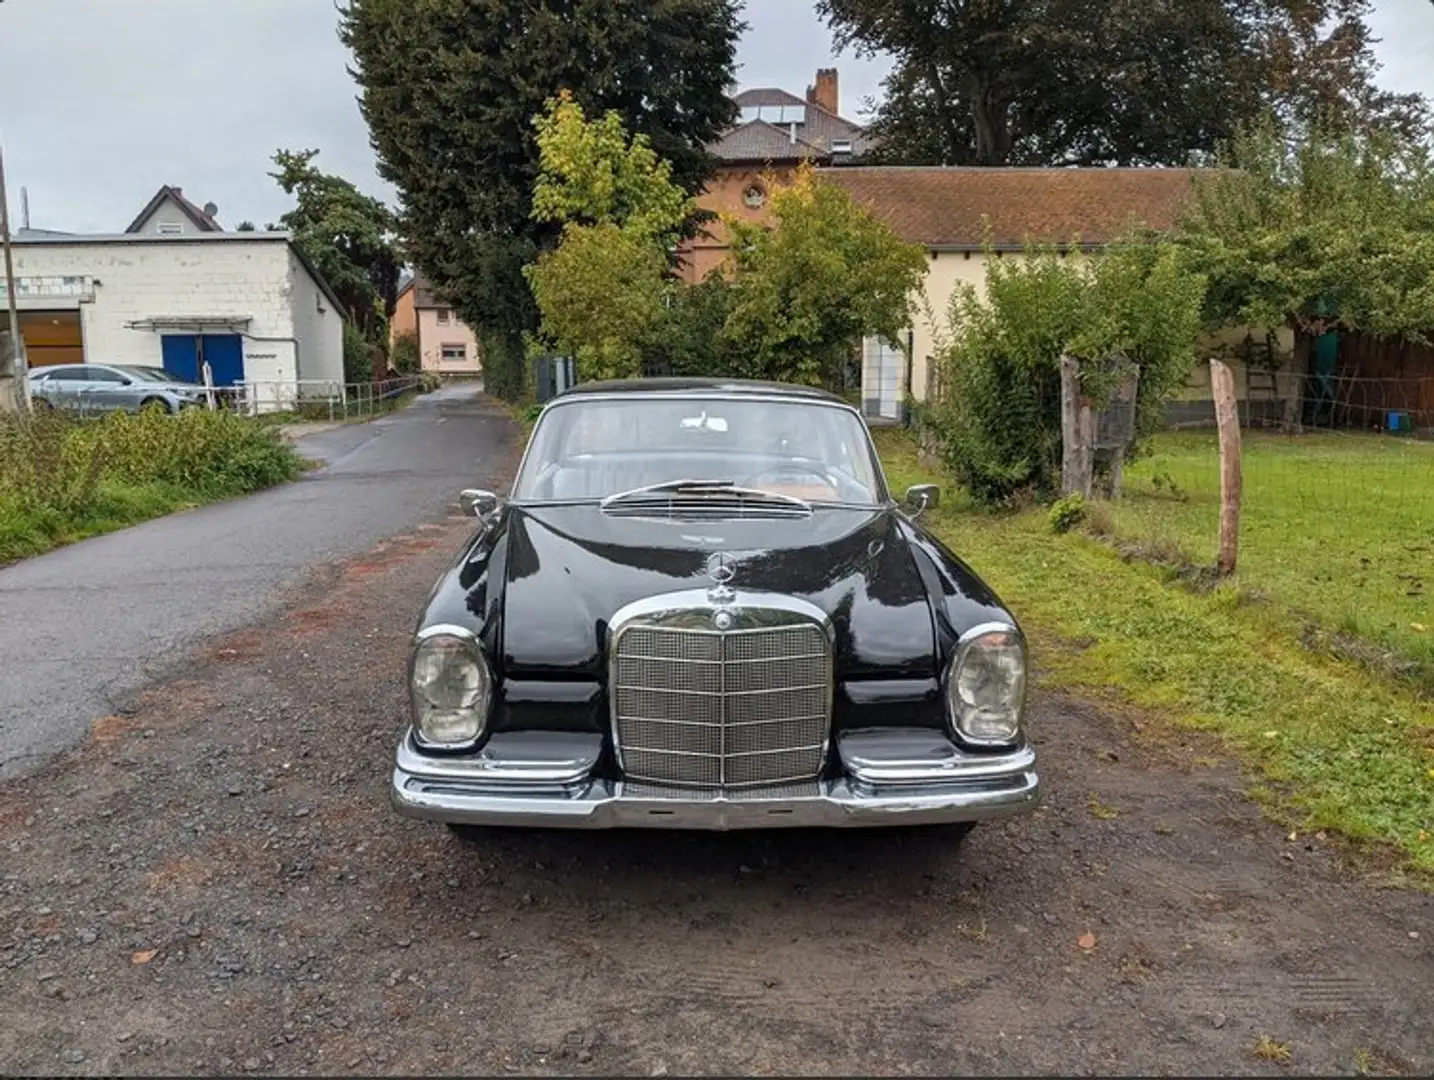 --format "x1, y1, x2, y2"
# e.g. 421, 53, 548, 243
946, 626, 1027, 745
409, 629, 492, 747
